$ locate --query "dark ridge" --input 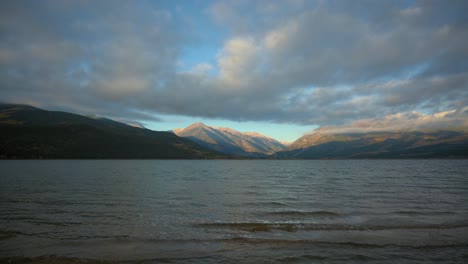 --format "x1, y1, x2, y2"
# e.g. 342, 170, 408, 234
0, 103, 228, 159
